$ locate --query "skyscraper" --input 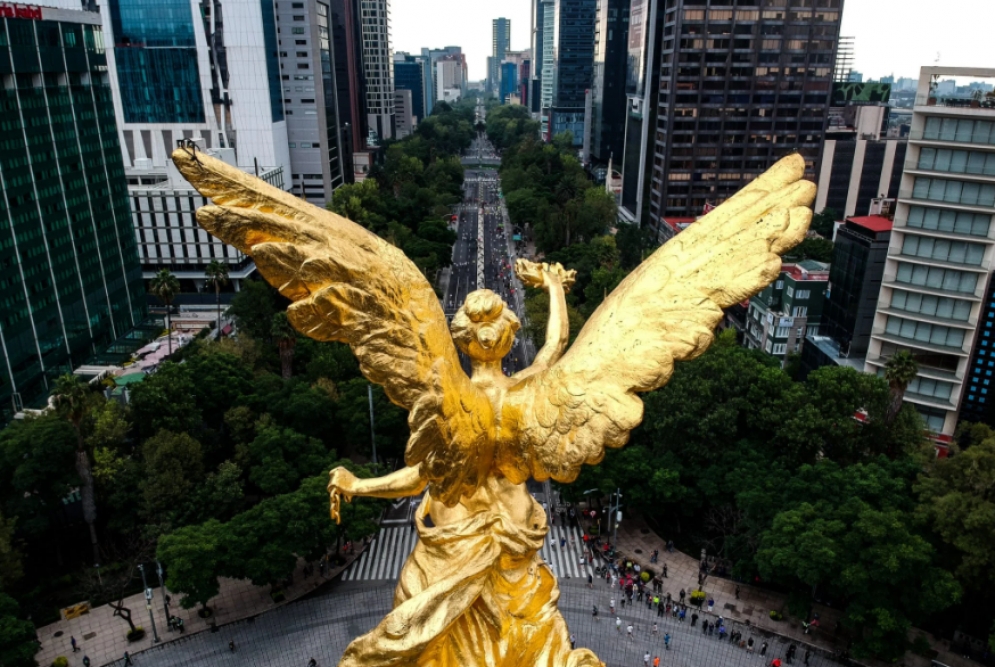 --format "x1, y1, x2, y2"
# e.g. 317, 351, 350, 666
394, 52, 427, 122
590, 0, 630, 163
0, 0, 146, 420
864, 66, 995, 437
358, 0, 394, 143
645, 0, 843, 231
491, 17, 511, 94
541, 0, 597, 146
